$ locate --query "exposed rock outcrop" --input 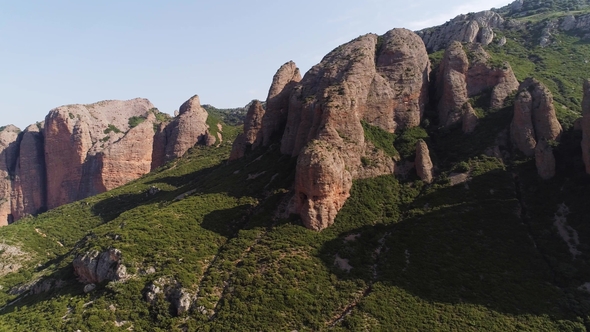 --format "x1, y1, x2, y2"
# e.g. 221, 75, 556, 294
511, 90, 537, 156
581, 80, 590, 174
95, 114, 157, 191
151, 95, 210, 169
262, 61, 301, 146
462, 103, 478, 134
416, 11, 504, 51
436, 42, 469, 127
164, 95, 209, 162
464, 44, 519, 109
44, 98, 155, 209
436, 42, 518, 128
72, 248, 127, 284
293, 140, 352, 231
415, 140, 434, 183
511, 78, 562, 178
229, 100, 265, 160
11, 124, 46, 220
144, 277, 194, 316
0, 125, 20, 226
520, 78, 562, 142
